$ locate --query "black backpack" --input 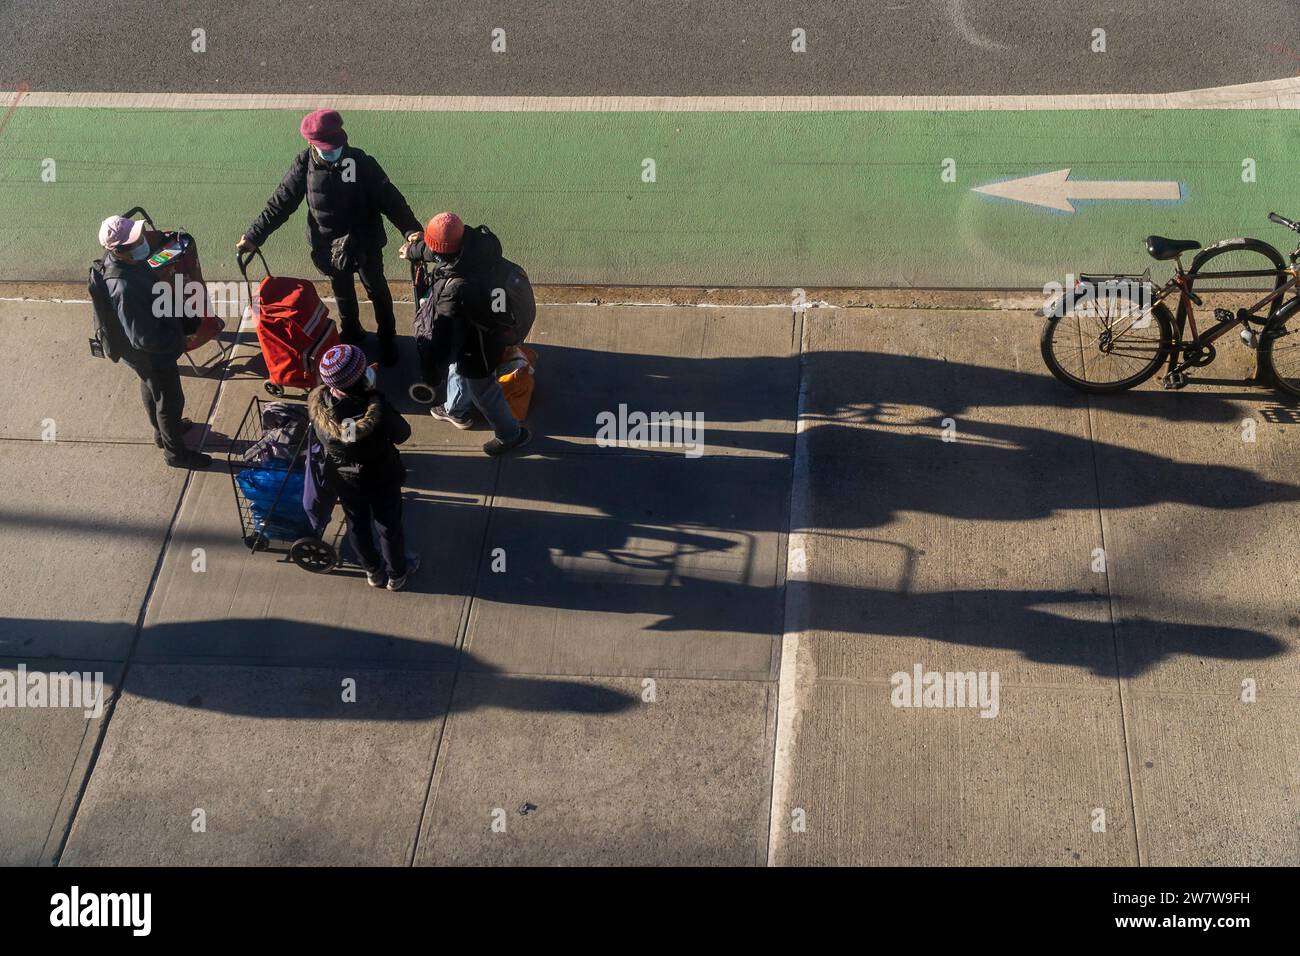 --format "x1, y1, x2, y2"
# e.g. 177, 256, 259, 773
87, 259, 127, 362
482, 256, 536, 346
